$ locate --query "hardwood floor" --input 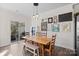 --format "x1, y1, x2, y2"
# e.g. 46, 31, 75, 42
0, 40, 75, 56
